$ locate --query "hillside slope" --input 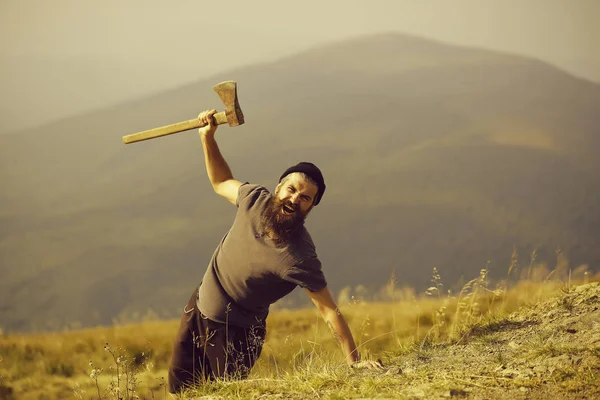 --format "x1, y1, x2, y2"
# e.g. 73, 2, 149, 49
0, 282, 598, 399
1, 33, 599, 332
383, 282, 600, 399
